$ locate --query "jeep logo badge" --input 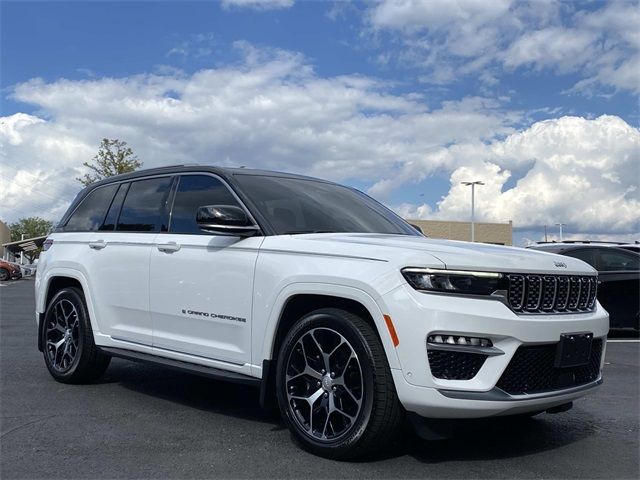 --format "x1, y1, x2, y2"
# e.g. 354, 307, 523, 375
554, 261, 567, 268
